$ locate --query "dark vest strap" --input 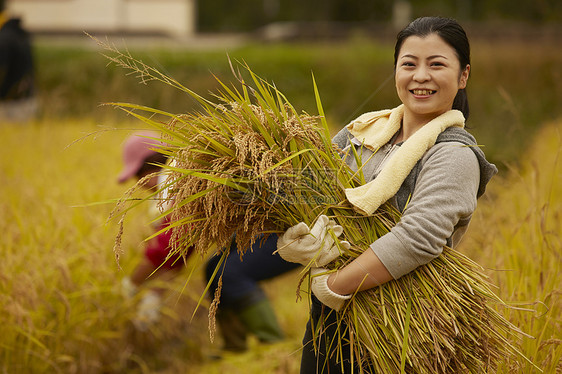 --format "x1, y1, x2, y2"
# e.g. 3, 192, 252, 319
394, 127, 479, 212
